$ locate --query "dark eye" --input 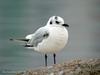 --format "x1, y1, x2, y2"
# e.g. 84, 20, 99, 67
56, 21, 60, 24
50, 21, 52, 24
